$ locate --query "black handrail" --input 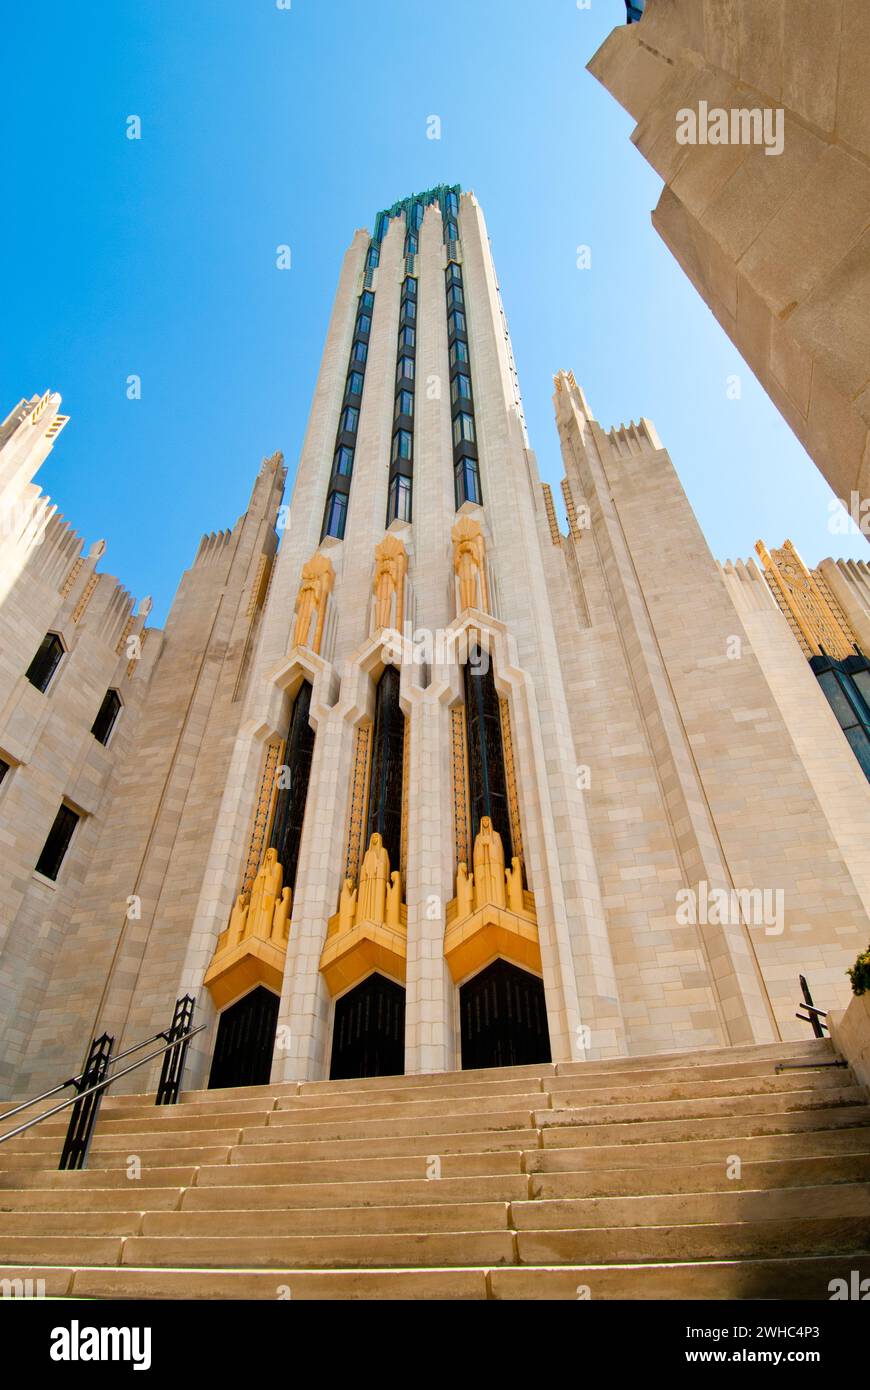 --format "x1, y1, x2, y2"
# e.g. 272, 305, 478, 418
0, 995, 204, 1170
796, 973, 828, 1038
